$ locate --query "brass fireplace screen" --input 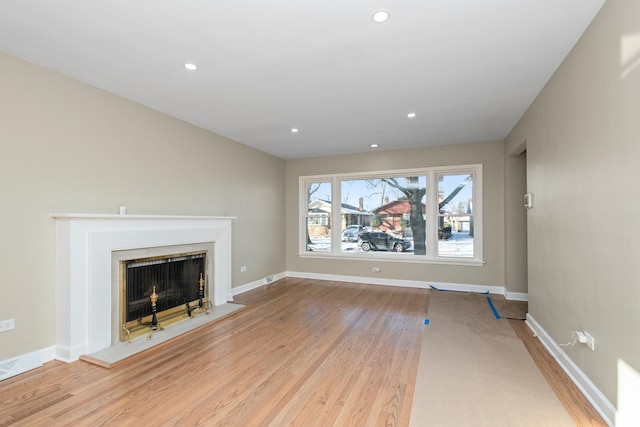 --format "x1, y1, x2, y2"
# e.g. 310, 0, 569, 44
120, 250, 209, 341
